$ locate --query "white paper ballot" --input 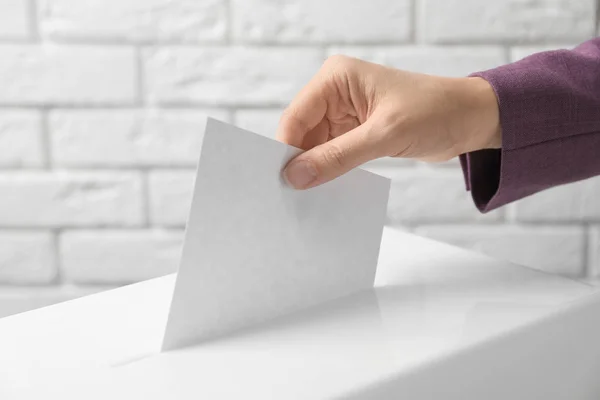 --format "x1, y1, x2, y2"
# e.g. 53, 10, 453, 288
162, 119, 390, 351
